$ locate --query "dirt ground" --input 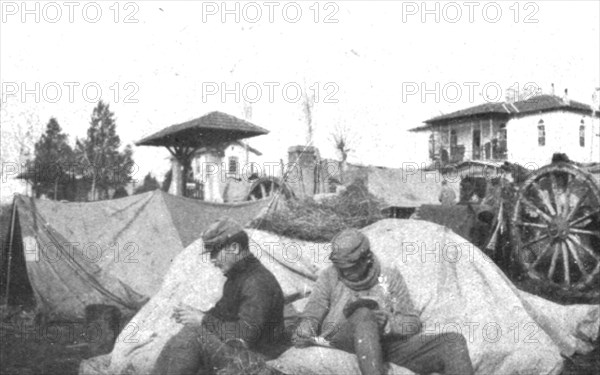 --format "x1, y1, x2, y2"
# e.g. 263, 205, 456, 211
1, 311, 89, 375
1, 292, 599, 375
